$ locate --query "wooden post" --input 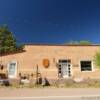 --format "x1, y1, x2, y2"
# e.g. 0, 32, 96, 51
0, 42, 2, 71
36, 64, 39, 84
